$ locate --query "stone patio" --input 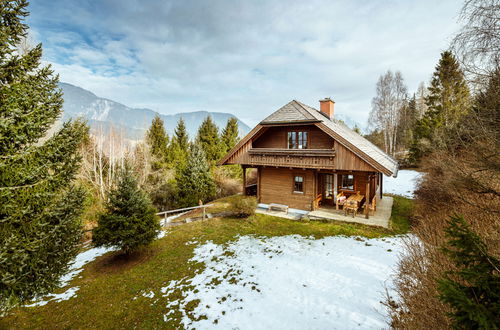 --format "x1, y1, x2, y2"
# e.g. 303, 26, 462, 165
256, 197, 393, 228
